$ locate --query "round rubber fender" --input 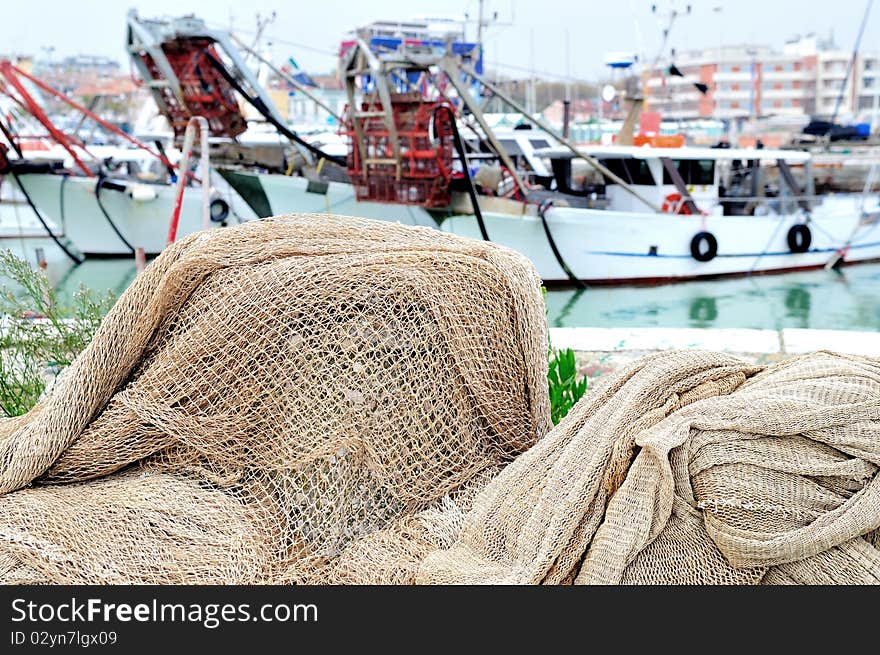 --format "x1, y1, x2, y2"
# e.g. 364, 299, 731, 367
690, 231, 718, 262
786, 224, 812, 253
210, 198, 230, 223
